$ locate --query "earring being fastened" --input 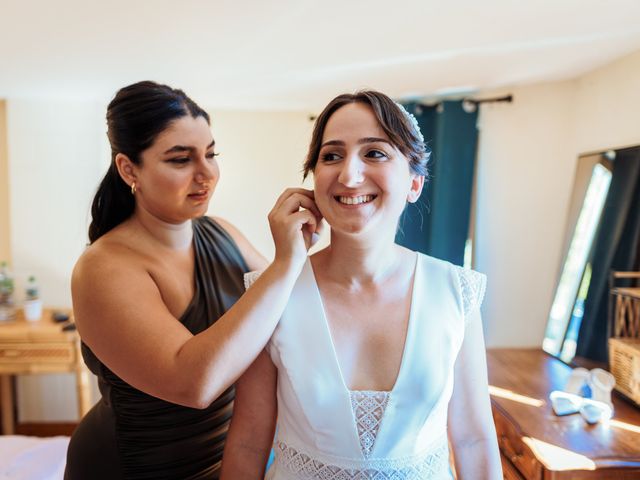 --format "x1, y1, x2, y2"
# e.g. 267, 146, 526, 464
131, 182, 136, 195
